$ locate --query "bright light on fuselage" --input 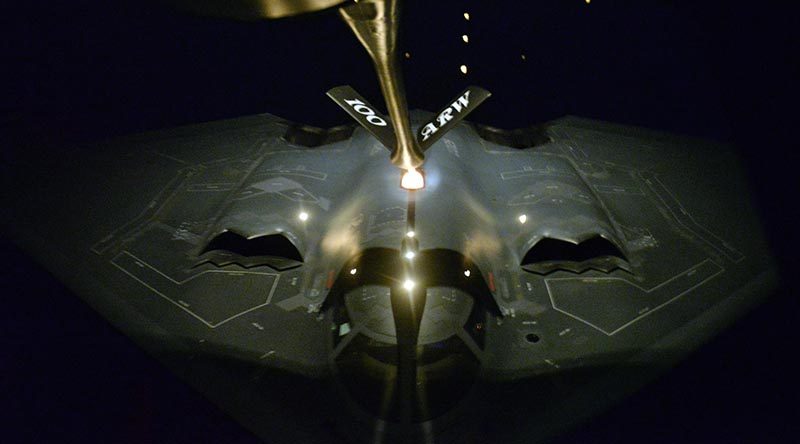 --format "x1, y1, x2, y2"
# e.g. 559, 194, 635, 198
406, 230, 416, 238
403, 279, 415, 291
464, 270, 471, 277
298, 211, 309, 221
404, 251, 415, 260
518, 214, 527, 224
349, 268, 357, 275
401, 168, 425, 190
